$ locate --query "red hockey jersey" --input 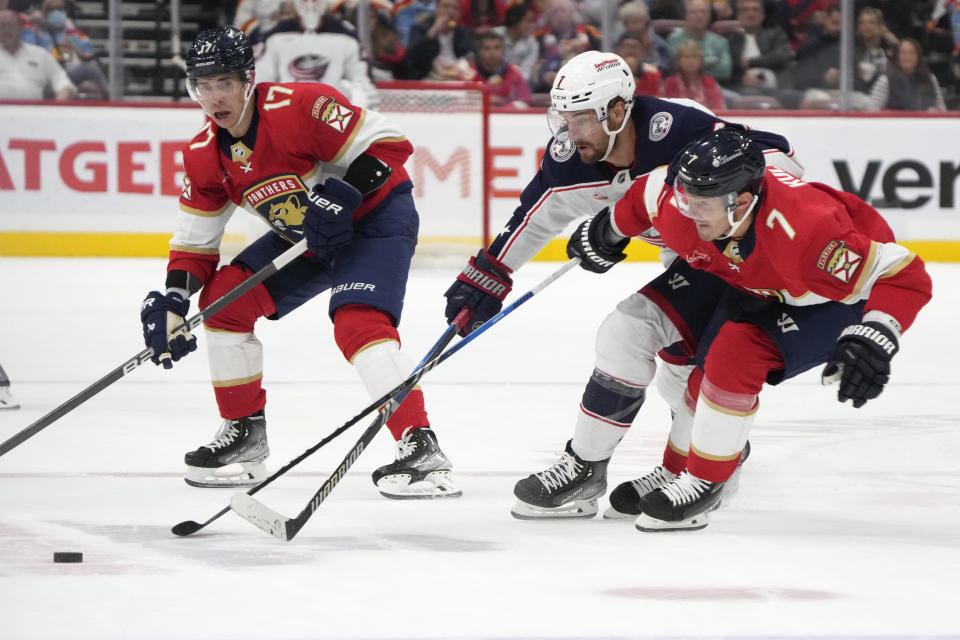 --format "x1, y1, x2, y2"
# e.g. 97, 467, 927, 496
169, 81, 414, 284
612, 165, 932, 331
